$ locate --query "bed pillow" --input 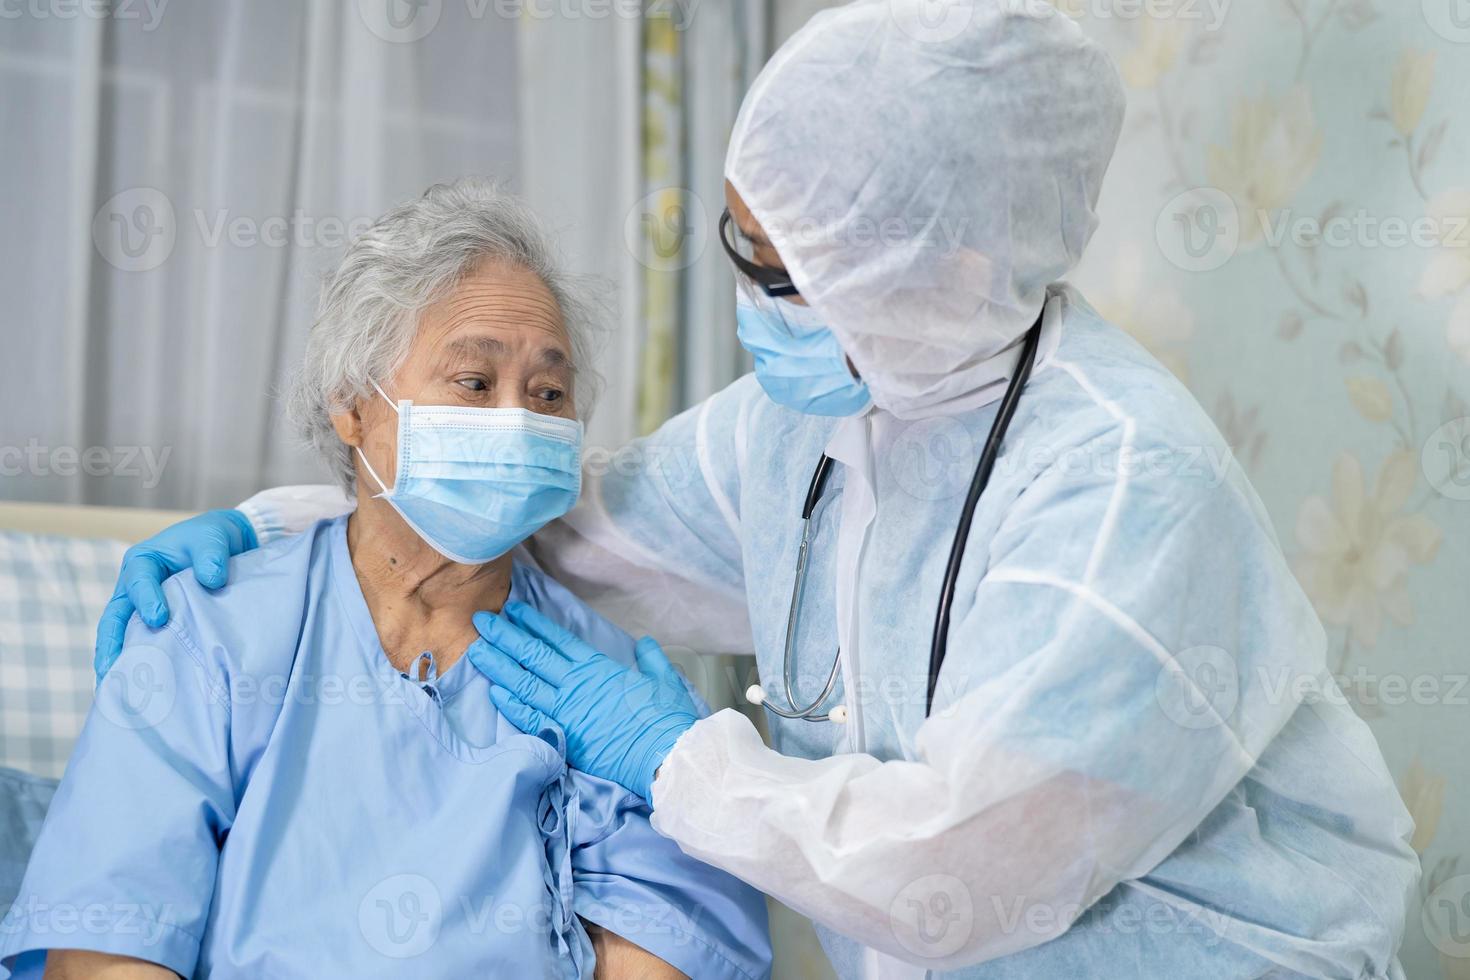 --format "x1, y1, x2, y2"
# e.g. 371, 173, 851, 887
0, 530, 125, 778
